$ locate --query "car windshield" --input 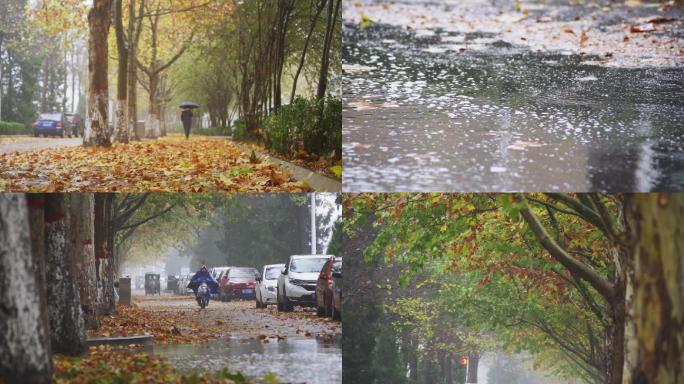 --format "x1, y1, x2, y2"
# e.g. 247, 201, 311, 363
264, 267, 281, 280
230, 268, 256, 278
290, 257, 328, 273
213, 269, 226, 277
39, 113, 61, 121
